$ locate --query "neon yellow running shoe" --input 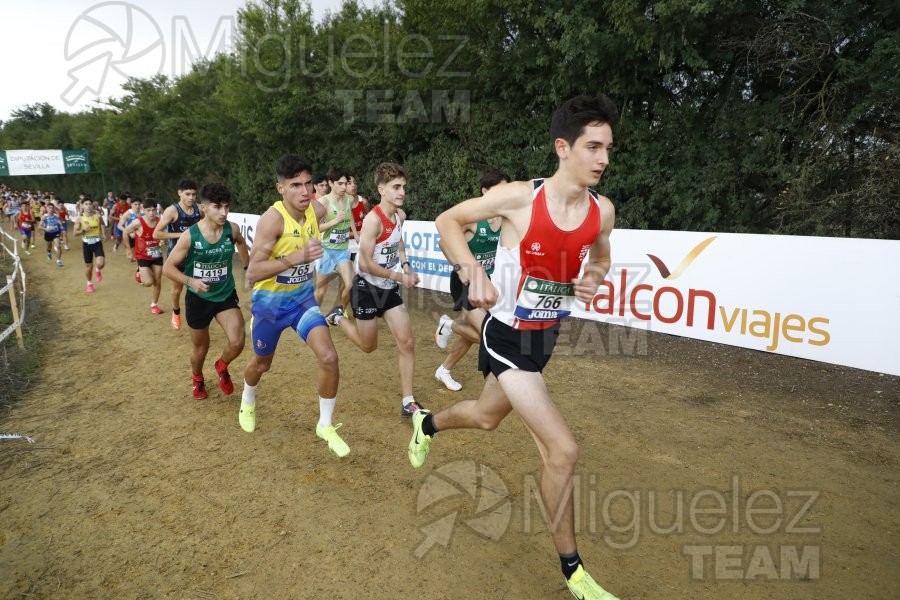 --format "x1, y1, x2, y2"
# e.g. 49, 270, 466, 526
239, 403, 256, 433
566, 565, 619, 600
407, 409, 432, 469
316, 423, 350, 458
